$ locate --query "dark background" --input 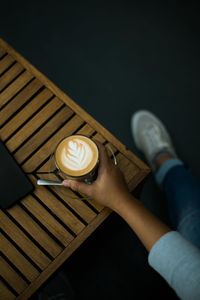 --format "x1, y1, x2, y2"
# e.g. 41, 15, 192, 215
1, 1, 200, 299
